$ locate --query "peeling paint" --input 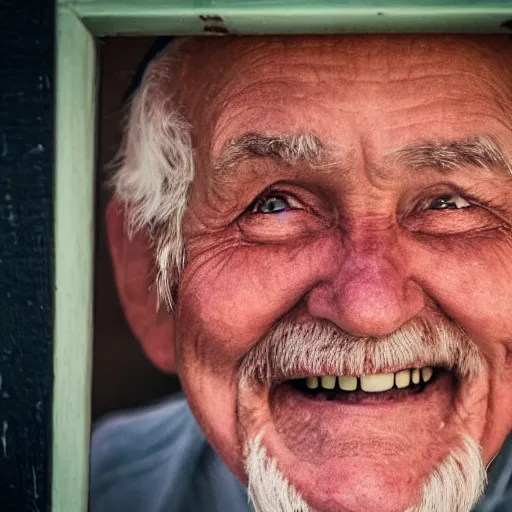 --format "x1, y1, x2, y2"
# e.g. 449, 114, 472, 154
28, 144, 44, 155
199, 14, 229, 34
1, 420, 8, 456
7, 210, 17, 227
32, 465, 38, 499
